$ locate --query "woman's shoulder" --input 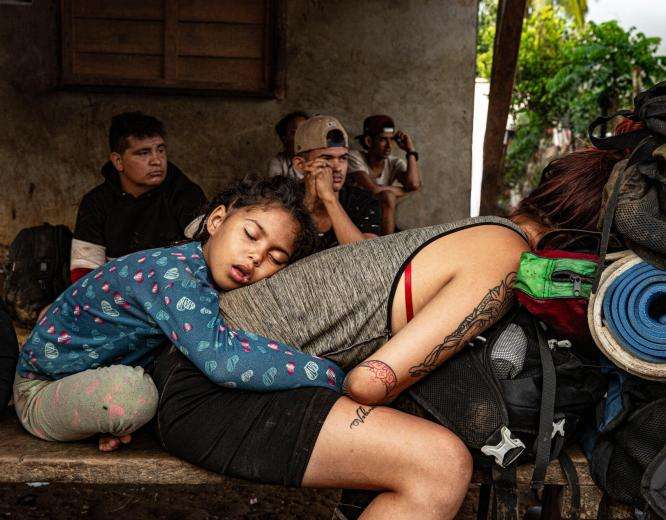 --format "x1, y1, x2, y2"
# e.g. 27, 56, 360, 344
445, 216, 528, 246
